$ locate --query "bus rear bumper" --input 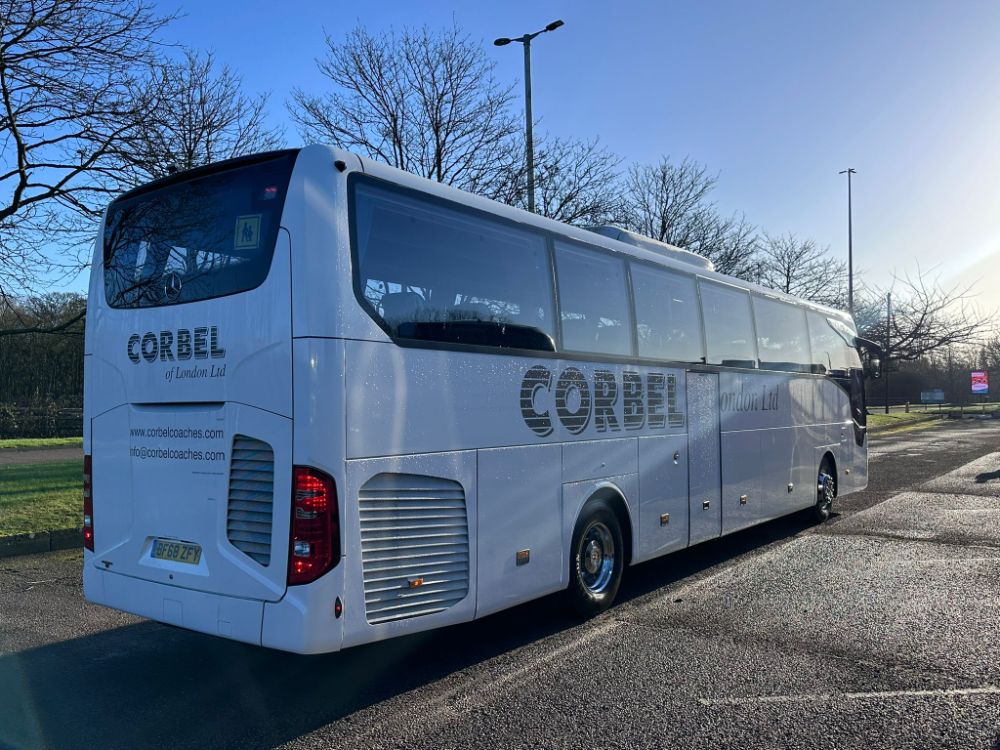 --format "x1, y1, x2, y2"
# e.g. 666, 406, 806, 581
84, 563, 265, 646
261, 564, 346, 654
84, 561, 346, 654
